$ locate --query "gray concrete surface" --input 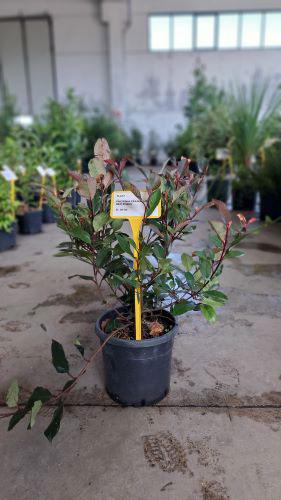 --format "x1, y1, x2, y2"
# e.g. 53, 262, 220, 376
0, 192, 281, 499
